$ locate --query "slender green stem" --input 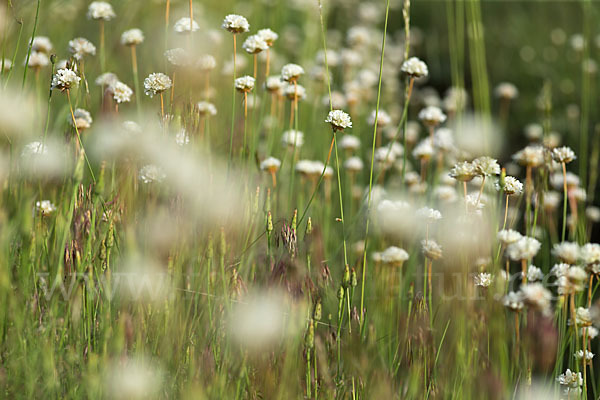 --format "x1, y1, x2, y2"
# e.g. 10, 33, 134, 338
22, 0, 41, 88
360, 0, 391, 329
67, 89, 96, 183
